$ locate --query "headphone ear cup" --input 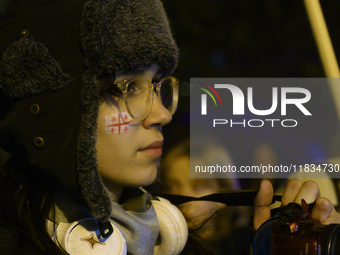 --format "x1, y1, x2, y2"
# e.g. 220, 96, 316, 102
152, 197, 188, 255
53, 218, 127, 255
